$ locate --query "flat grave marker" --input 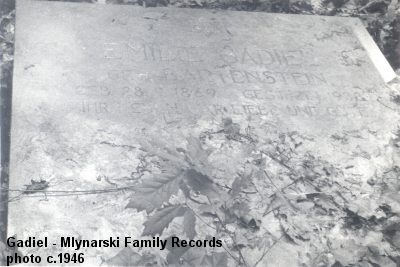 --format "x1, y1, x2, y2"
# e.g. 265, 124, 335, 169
7, 0, 399, 265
